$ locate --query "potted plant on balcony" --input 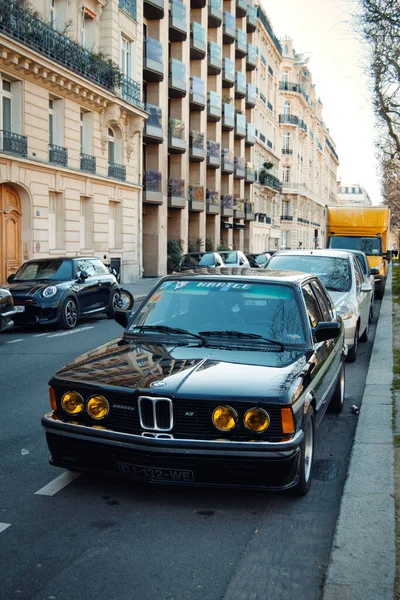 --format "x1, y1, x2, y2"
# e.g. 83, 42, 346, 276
258, 161, 273, 184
